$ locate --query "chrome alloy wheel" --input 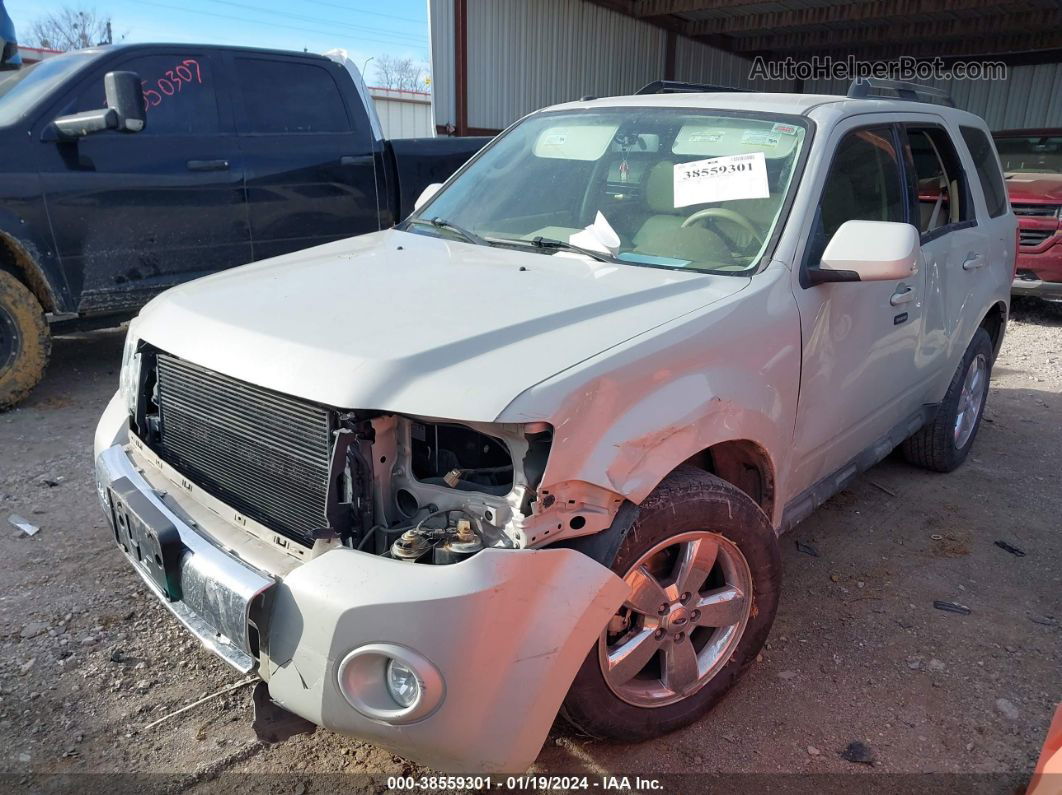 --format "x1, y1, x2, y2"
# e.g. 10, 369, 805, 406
954, 353, 988, 449
599, 531, 753, 708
